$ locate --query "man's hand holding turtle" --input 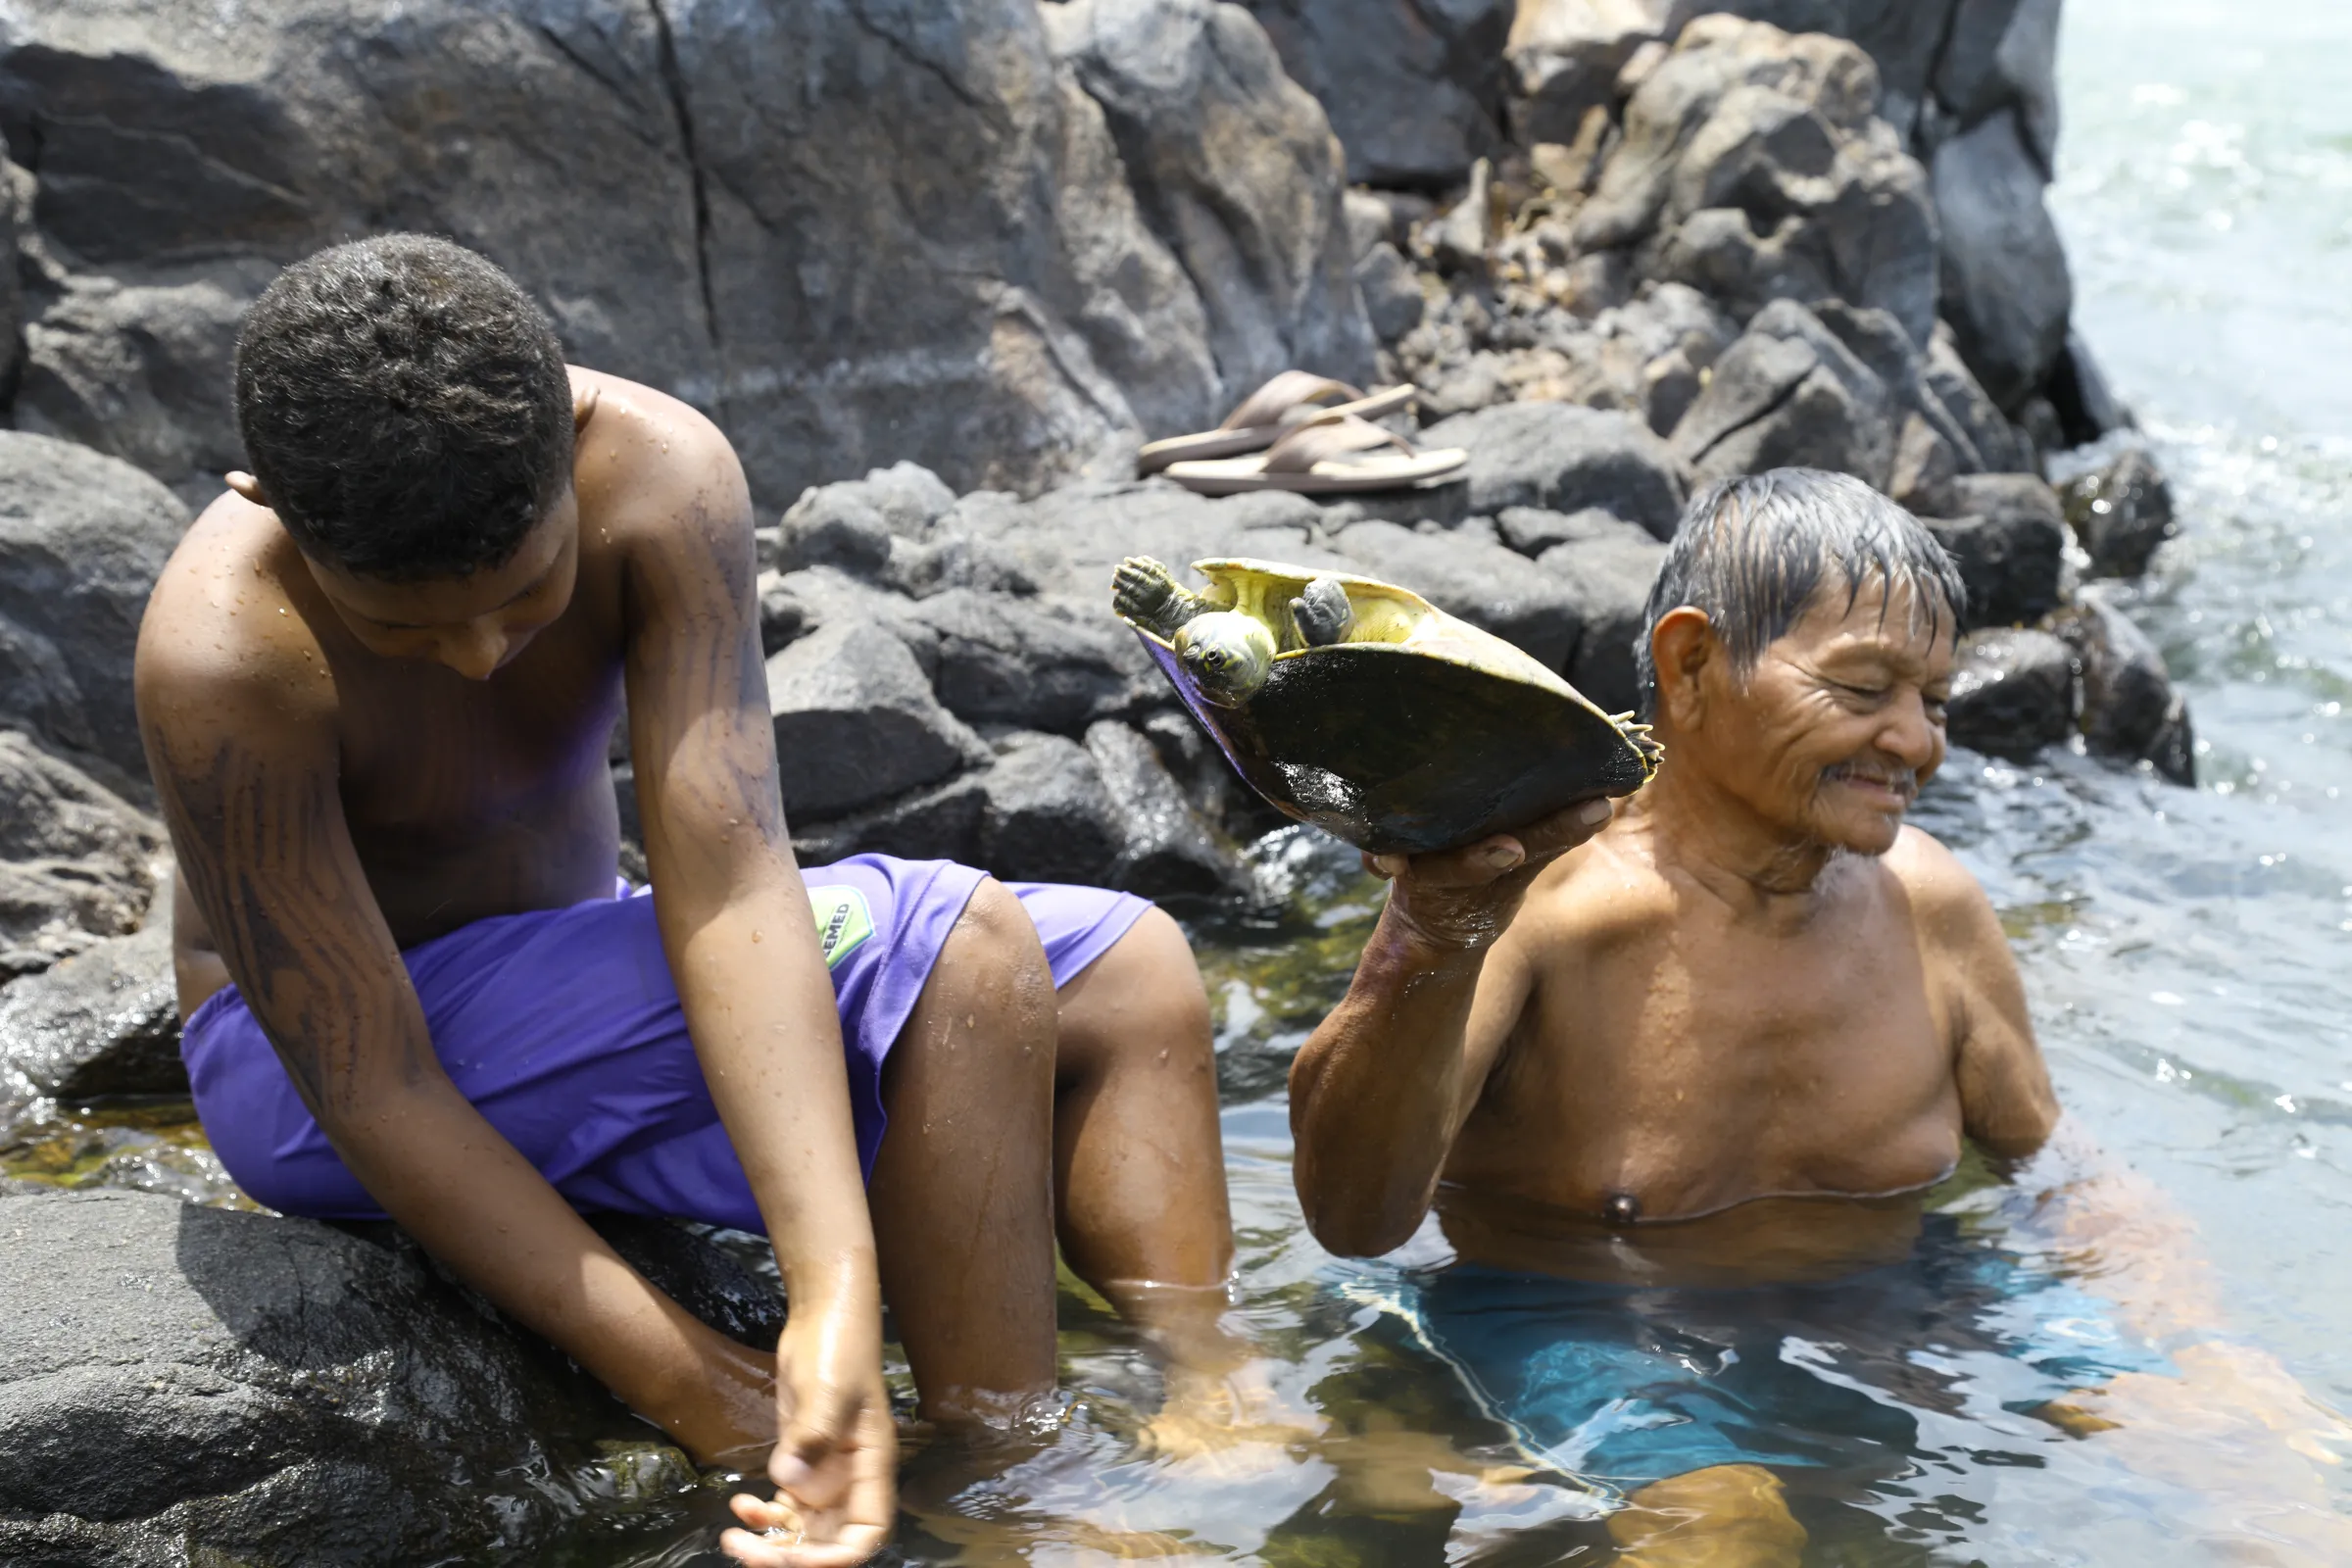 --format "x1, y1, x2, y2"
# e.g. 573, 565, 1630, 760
1366, 797, 1616, 955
